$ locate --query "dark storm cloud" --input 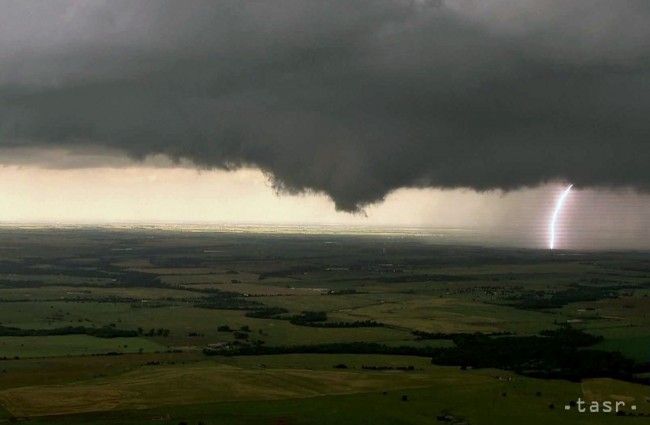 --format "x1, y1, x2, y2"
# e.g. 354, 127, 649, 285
1, 0, 649, 210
